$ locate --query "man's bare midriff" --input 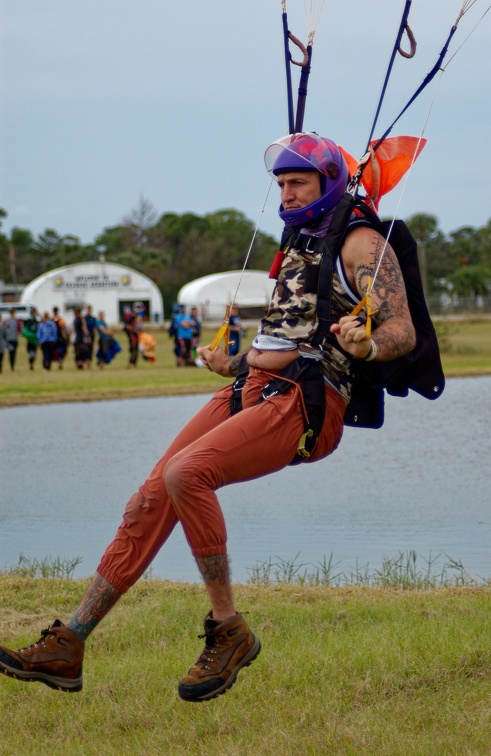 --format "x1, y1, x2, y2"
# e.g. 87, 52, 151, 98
246, 347, 300, 370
